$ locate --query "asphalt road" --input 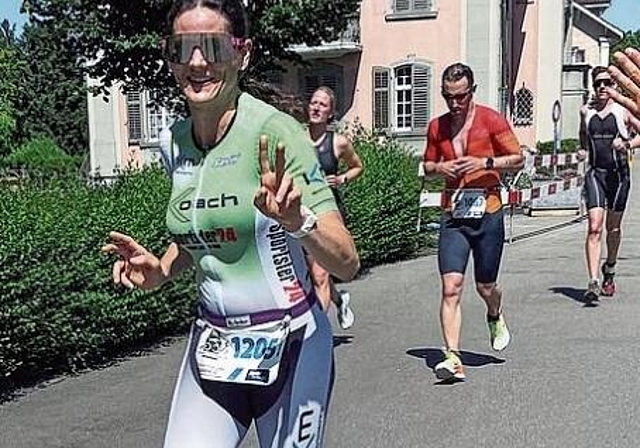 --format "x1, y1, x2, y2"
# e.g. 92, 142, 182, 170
2, 167, 639, 448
